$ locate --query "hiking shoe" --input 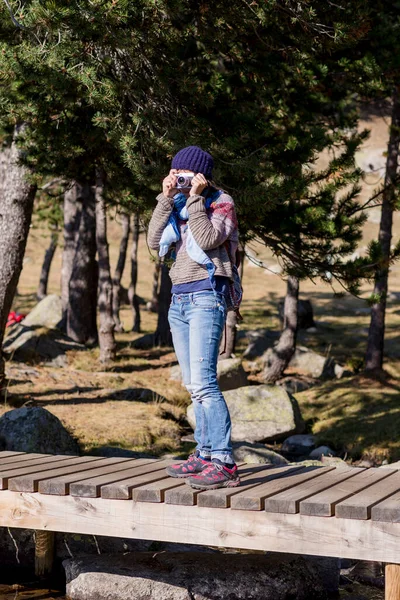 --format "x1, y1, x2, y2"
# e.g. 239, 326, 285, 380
166, 452, 210, 478
186, 462, 240, 490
